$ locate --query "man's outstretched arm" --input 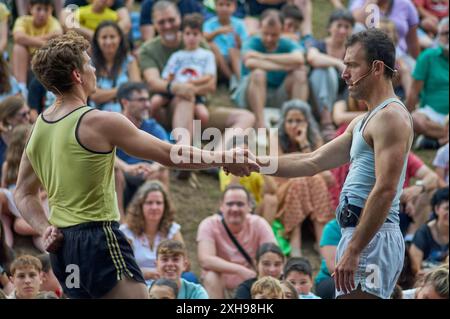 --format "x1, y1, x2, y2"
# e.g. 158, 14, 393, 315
258, 115, 361, 178
92, 111, 259, 176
